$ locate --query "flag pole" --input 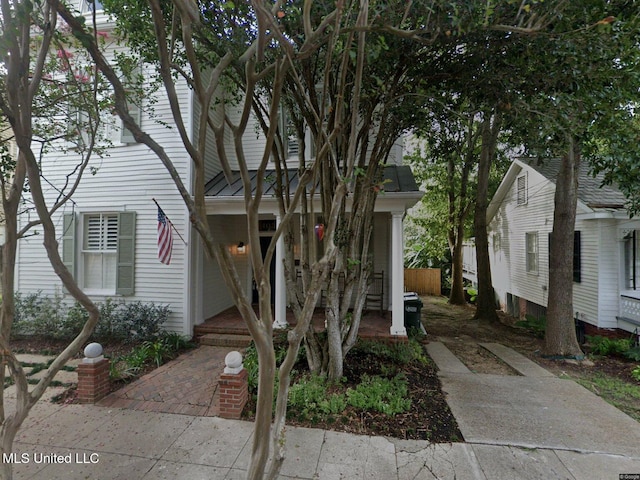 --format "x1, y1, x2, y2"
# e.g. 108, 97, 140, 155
152, 198, 187, 246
